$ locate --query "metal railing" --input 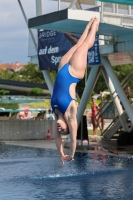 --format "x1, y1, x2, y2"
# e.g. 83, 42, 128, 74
94, 68, 133, 136
28, 1, 133, 57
